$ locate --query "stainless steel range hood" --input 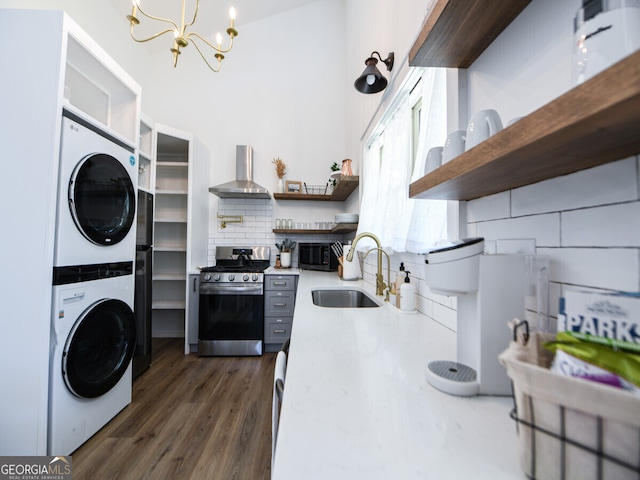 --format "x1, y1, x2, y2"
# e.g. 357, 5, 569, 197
209, 145, 271, 199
